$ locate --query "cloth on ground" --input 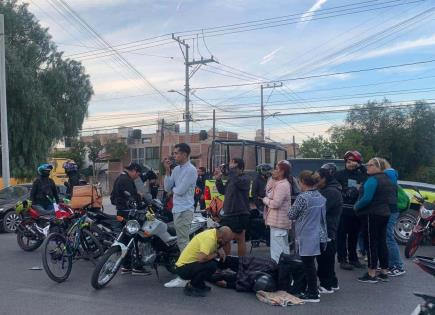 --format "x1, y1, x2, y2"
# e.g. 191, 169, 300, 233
256, 290, 304, 306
